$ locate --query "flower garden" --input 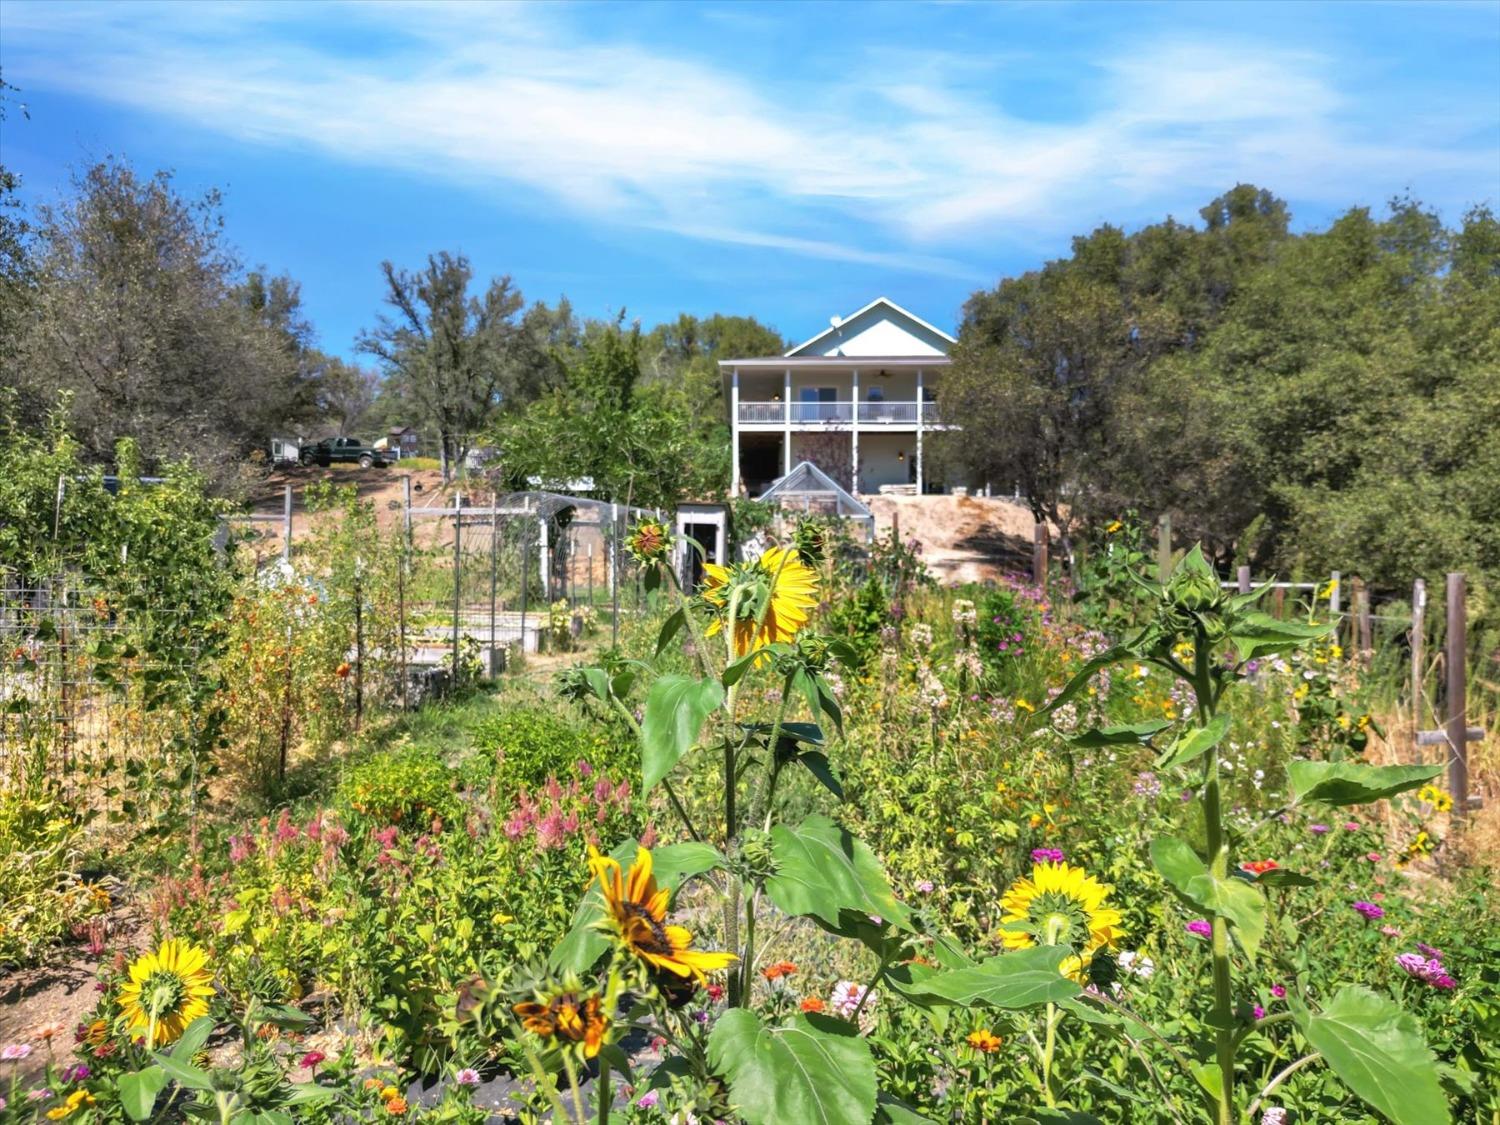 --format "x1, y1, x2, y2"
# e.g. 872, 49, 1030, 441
2, 471, 1497, 1124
